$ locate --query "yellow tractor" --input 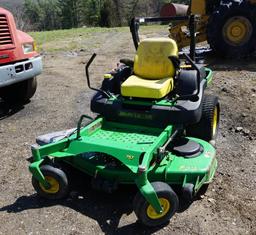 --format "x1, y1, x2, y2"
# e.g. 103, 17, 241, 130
160, 0, 256, 57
